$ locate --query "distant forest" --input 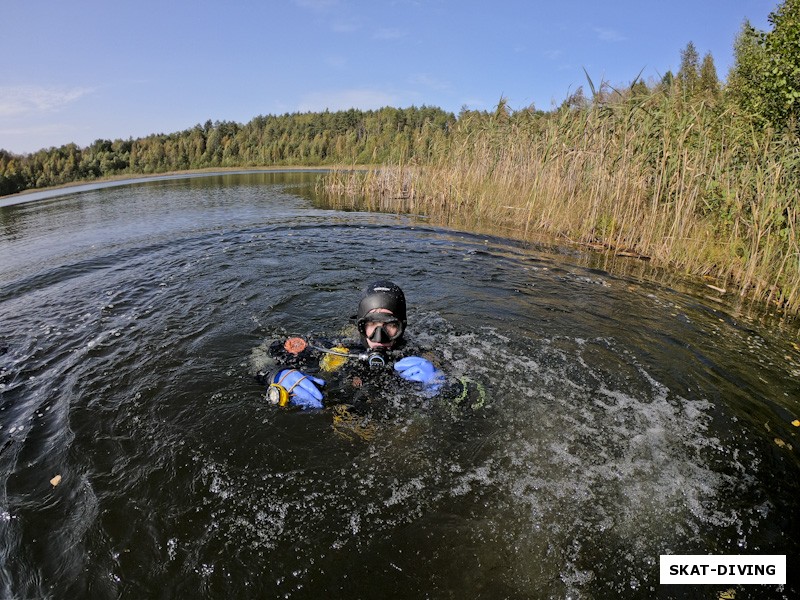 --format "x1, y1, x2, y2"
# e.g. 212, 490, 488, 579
2, 0, 798, 203
0, 106, 455, 197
